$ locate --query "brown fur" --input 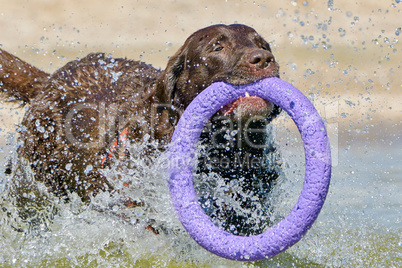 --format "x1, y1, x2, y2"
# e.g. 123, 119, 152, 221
0, 24, 279, 203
